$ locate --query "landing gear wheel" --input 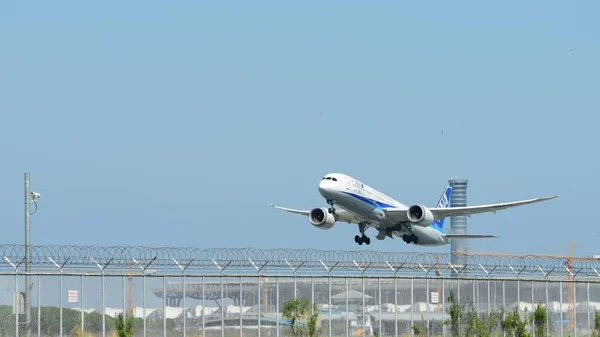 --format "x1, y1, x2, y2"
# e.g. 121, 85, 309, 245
402, 234, 418, 244
354, 234, 370, 245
